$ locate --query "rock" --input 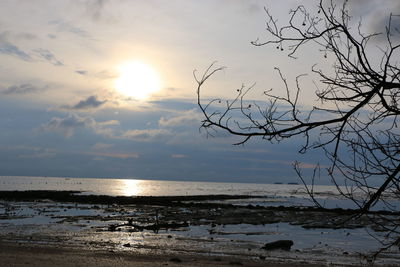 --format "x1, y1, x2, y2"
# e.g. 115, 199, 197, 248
229, 261, 243, 265
169, 257, 182, 263
262, 240, 294, 251
123, 243, 131, 247
108, 224, 117, 231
